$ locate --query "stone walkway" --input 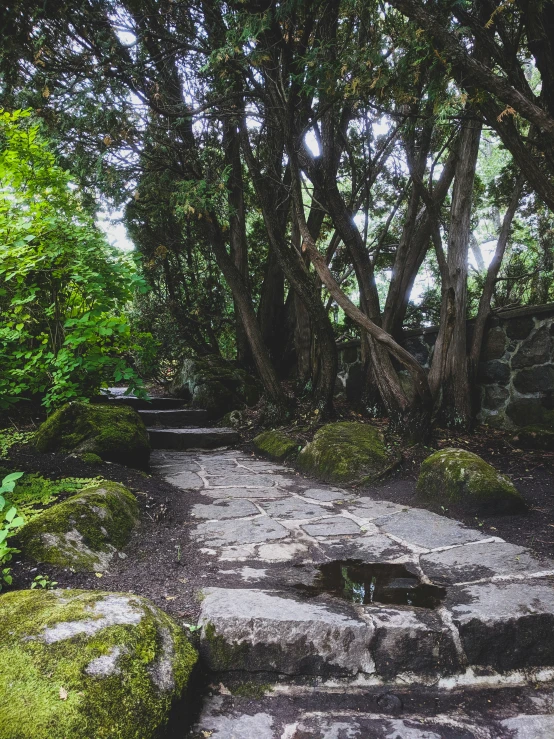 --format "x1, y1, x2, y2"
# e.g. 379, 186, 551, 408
150, 449, 554, 738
